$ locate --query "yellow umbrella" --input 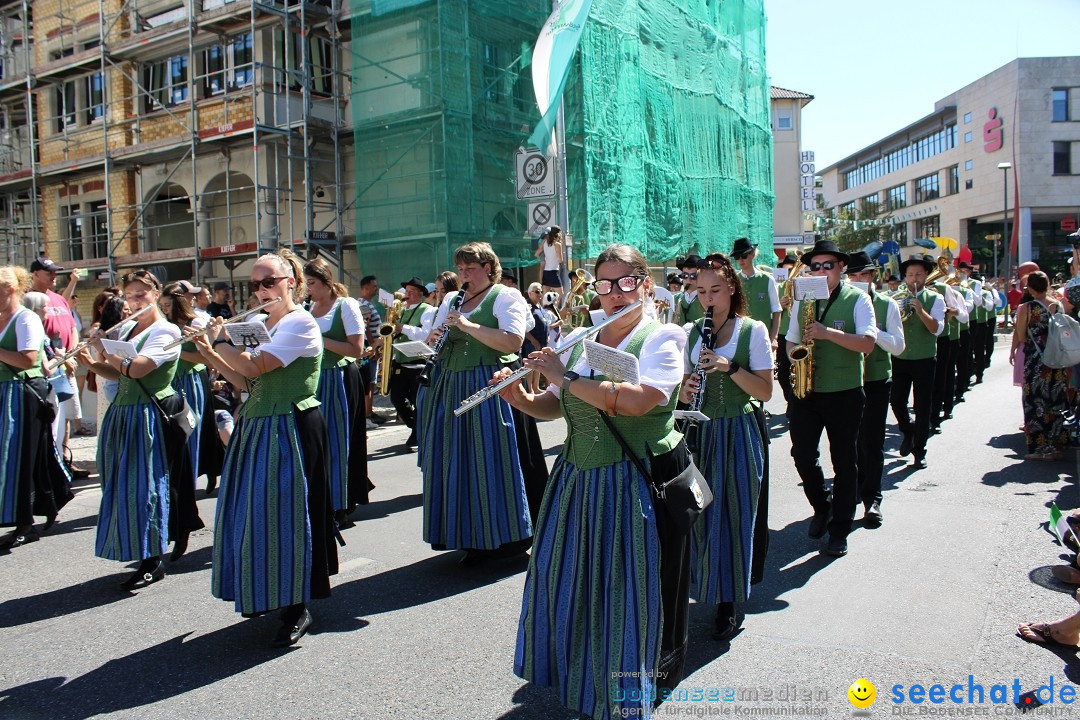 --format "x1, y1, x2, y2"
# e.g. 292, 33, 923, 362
931, 236, 958, 260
